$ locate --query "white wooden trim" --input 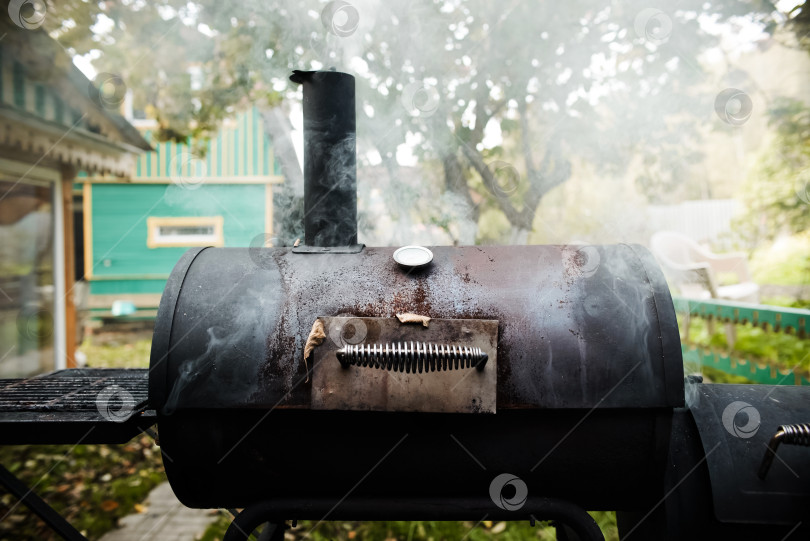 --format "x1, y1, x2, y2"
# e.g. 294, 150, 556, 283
76, 175, 284, 185
0, 108, 142, 176
52, 177, 67, 370
264, 183, 273, 235
0, 156, 60, 183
